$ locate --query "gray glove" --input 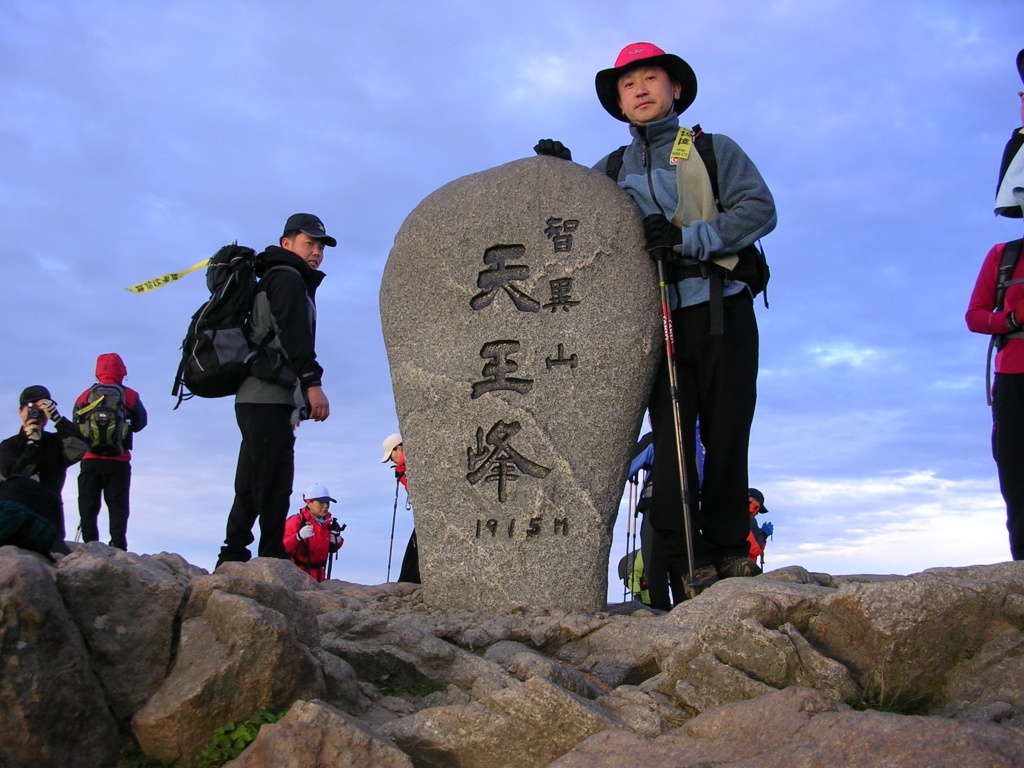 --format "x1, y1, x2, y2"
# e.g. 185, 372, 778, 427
39, 399, 61, 423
